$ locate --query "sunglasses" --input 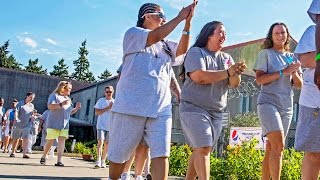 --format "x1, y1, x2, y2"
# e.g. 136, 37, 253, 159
141, 12, 166, 21
105, 91, 113, 93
